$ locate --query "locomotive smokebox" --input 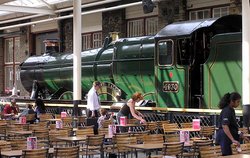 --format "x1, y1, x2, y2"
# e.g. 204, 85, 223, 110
243, 104, 250, 128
